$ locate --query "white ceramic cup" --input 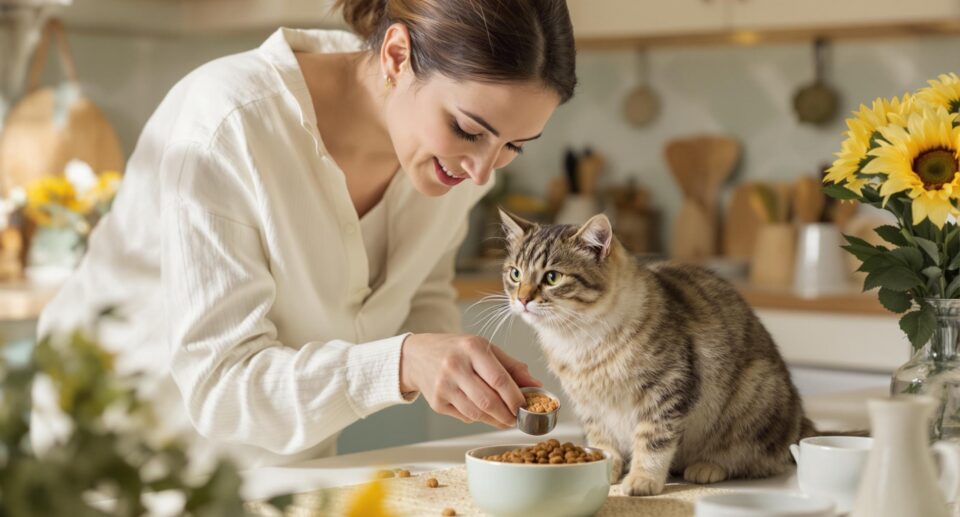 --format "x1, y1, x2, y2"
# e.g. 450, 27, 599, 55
793, 223, 851, 297
695, 490, 835, 517
790, 436, 872, 514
